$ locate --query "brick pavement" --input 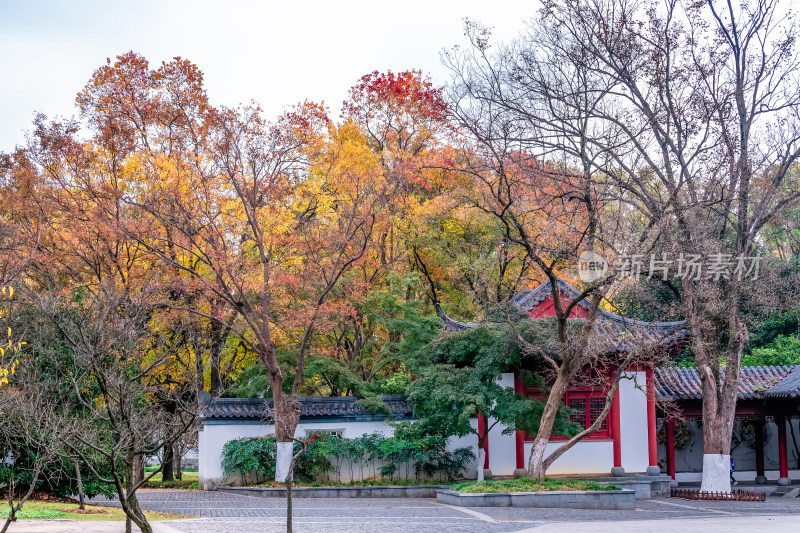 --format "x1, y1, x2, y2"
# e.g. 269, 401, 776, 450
85, 489, 800, 533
